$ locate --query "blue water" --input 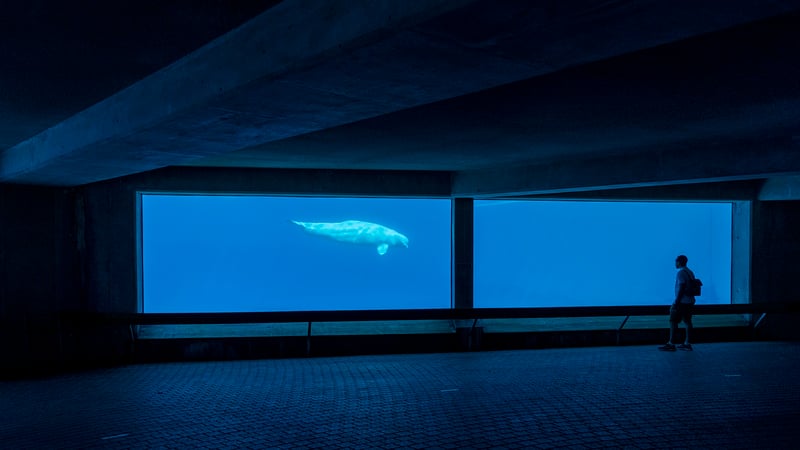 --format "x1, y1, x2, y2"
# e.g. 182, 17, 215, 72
142, 195, 452, 312
474, 200, 731, 307
142, 195, 732, 313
